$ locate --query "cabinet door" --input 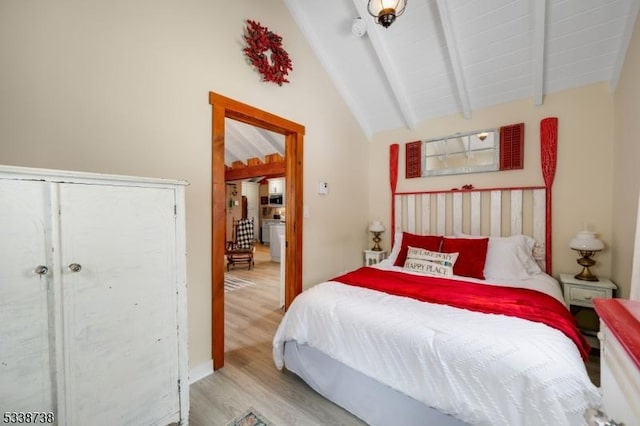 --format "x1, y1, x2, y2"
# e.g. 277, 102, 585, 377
58, 184, 180, 426
269, 178, 283, 194
270, 225, 284, 261
0, 180, 55, 413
